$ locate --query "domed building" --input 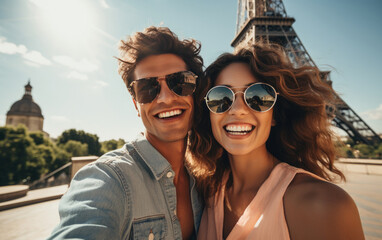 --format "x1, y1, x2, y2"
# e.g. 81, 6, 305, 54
6, 81, 48, 137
